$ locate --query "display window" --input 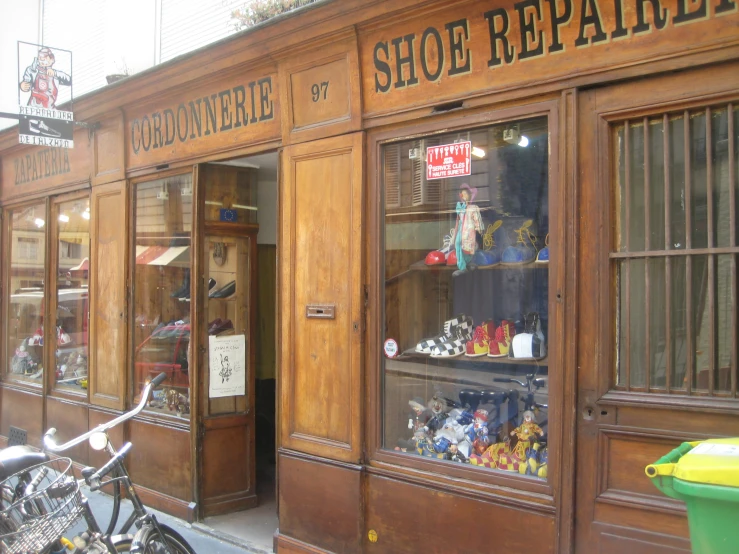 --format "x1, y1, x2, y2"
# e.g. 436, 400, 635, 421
381, 116, 551, 480
52, 197, 90, 393
132, 173, 193, 420
5, 203, 47, 385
